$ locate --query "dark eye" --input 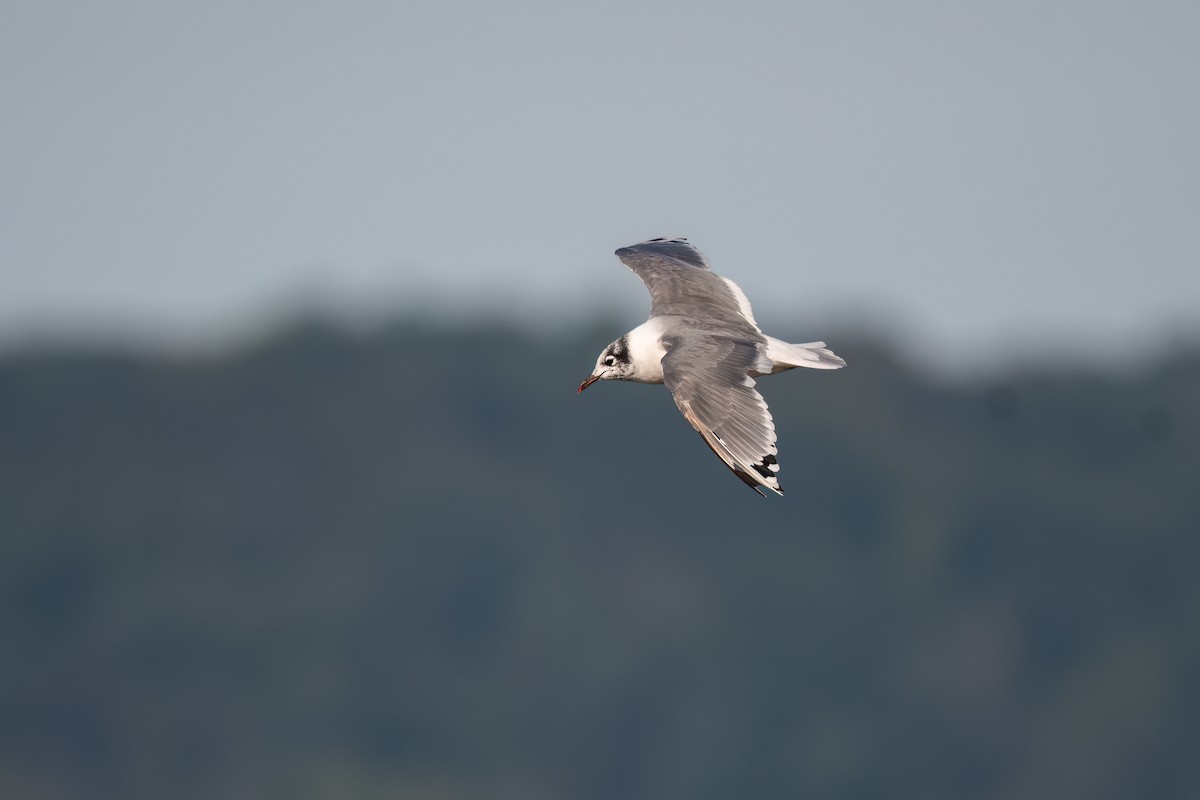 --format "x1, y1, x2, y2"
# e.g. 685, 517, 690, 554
603, 355, 616, 366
